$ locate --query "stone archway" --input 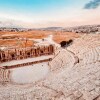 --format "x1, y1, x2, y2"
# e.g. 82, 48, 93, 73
11, 53, 16, 60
